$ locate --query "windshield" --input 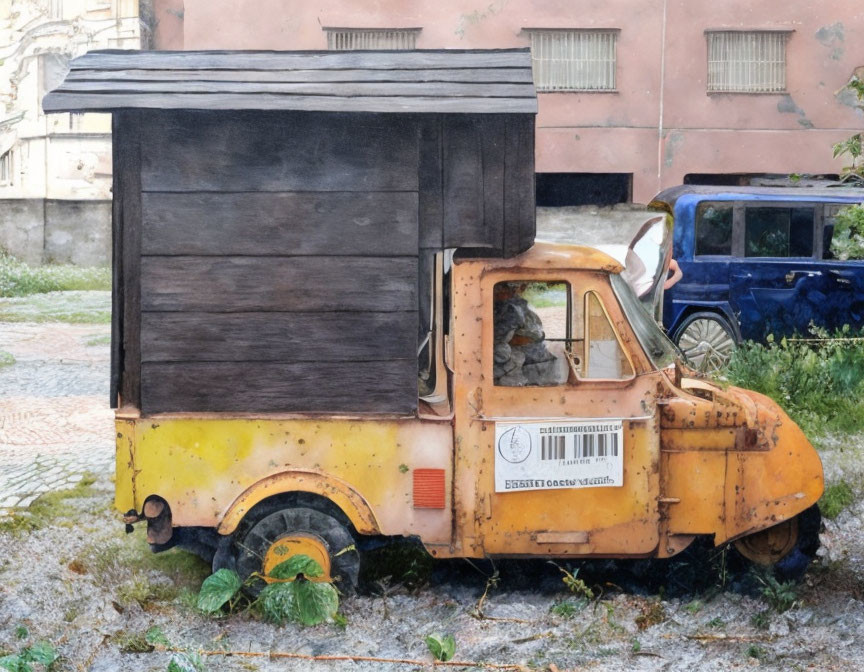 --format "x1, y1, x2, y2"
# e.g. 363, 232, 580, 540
610, 273, 678, 369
